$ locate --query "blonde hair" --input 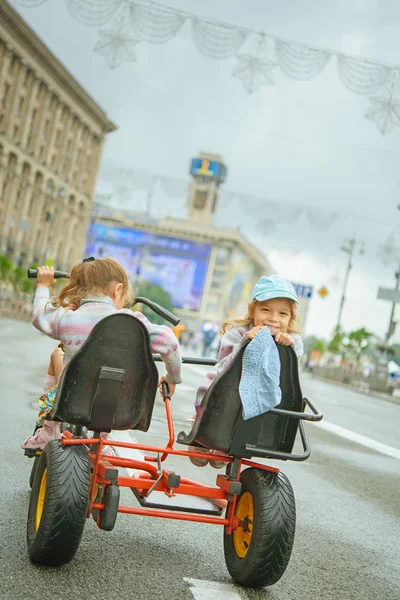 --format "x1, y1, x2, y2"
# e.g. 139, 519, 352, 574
54, 258, 134, 309
220, 299, 300, 336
